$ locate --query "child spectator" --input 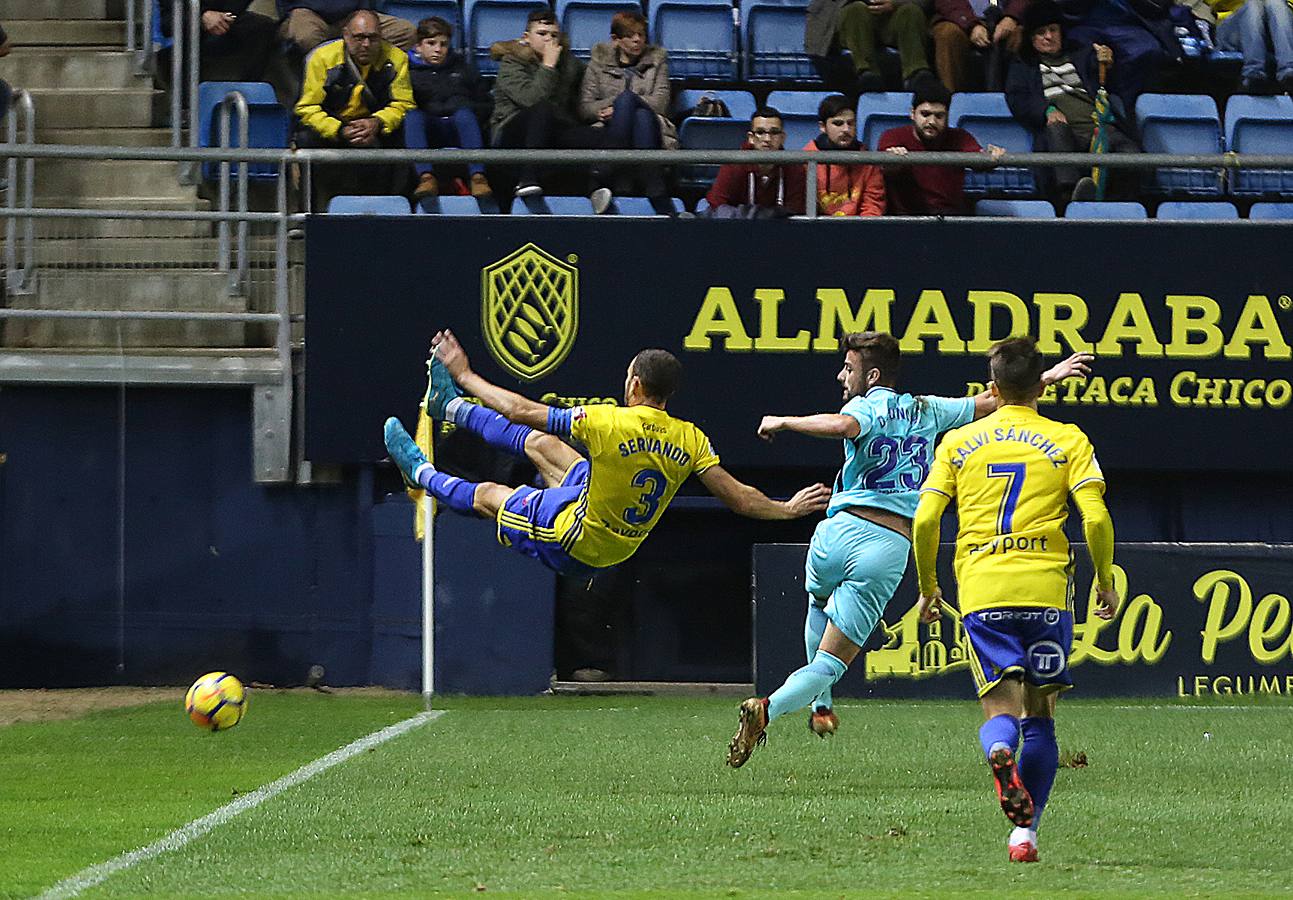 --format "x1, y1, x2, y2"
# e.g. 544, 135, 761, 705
406, 17, 493, 199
